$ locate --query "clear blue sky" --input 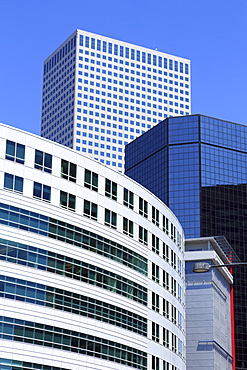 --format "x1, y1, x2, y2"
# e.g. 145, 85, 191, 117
0, 0, 246, 134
